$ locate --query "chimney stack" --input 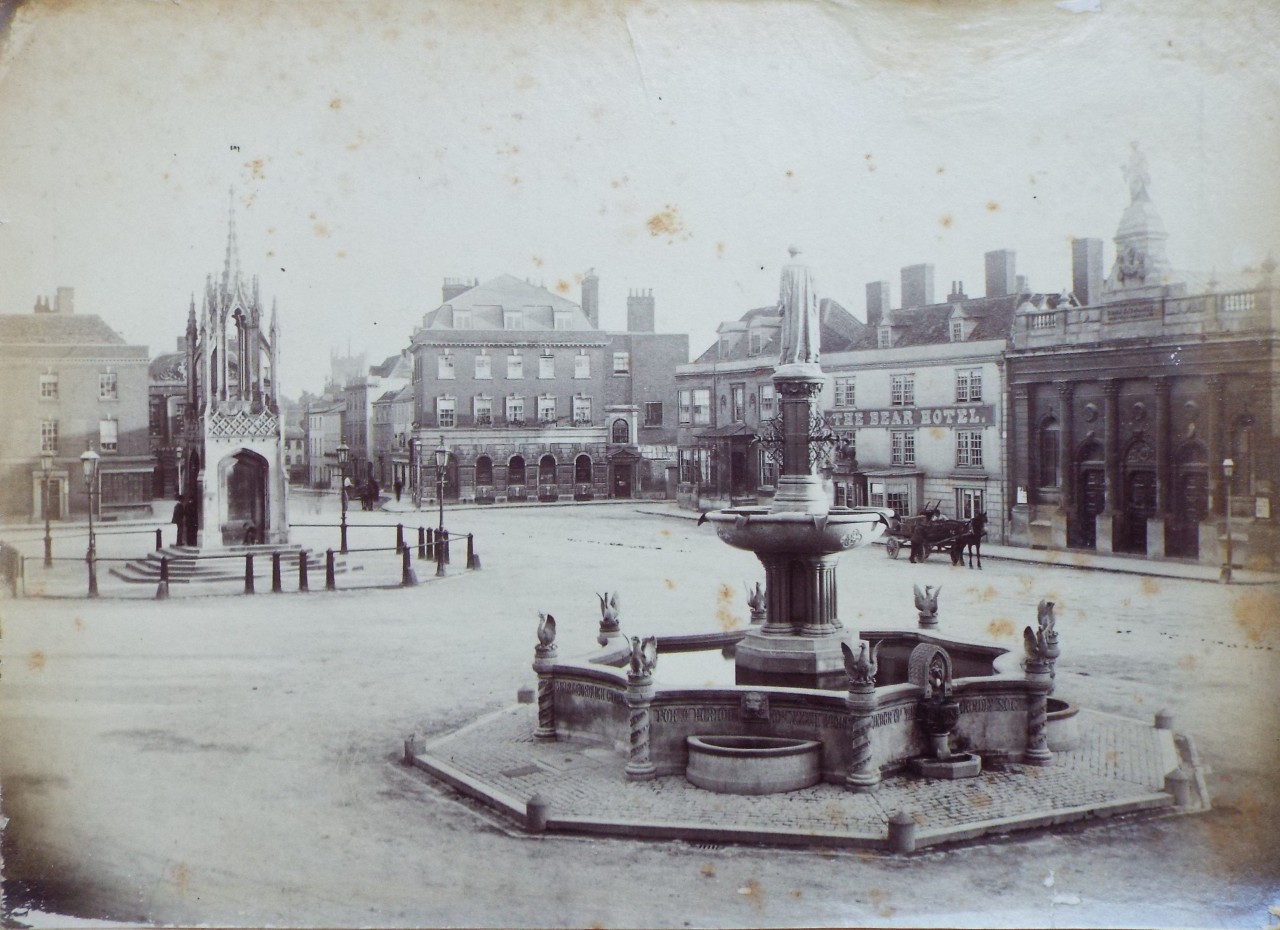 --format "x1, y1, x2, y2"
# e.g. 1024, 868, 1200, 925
581, 268, 600, 329
865, 281, 890, 327
626, 288, 655, 333
900, 264, 935, 308
55, 286, 75, 315
1072, 238, 1104, 307
984, 250, 1017, 297
948, 280, 968, 301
